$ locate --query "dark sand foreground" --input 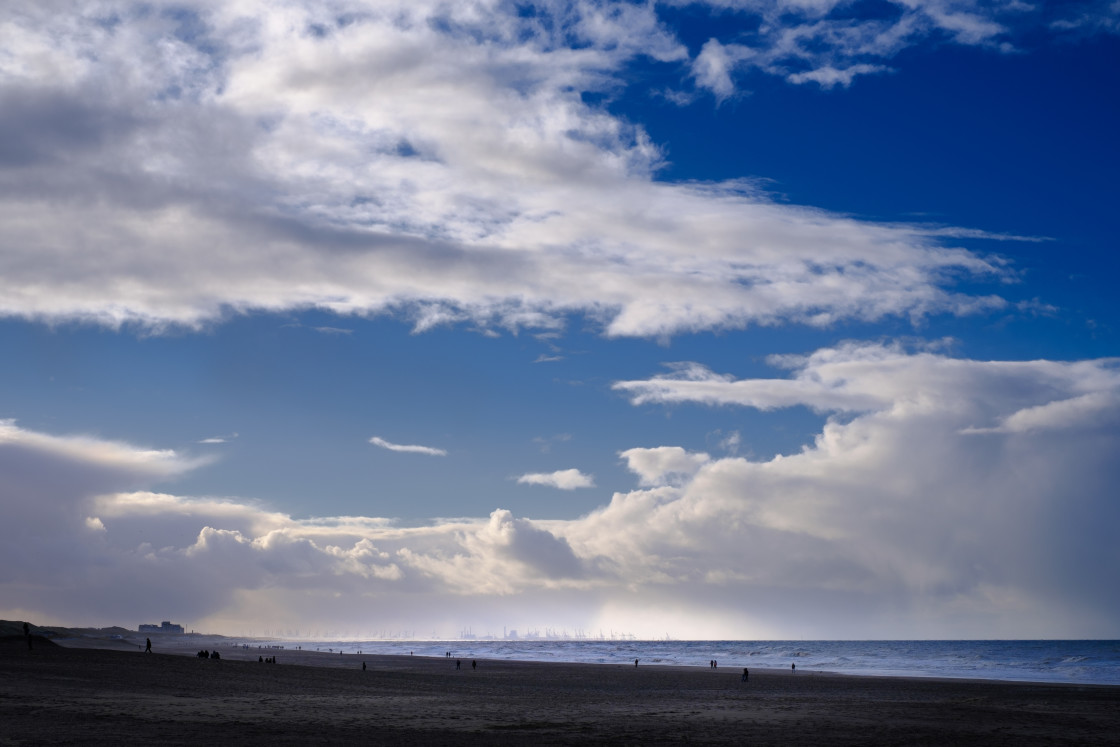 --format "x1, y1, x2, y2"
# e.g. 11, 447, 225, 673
2, 636, 1118, 745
